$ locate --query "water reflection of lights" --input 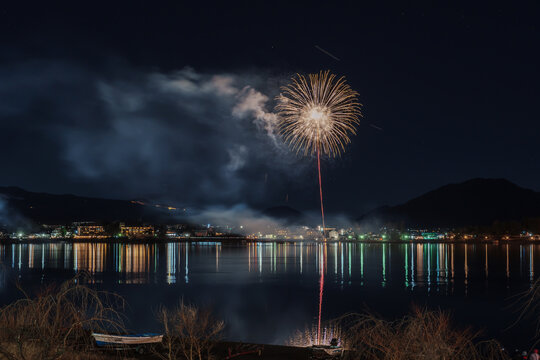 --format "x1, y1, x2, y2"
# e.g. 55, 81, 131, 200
166, 243, 176, 284
404, 244, 409, 287
426, 244, 431, 291
410, 243, 415, 288
1, 241, 540, 292
317, 243, 326, 344
382, 243, 387, 287
340, 243, 344, 285
300, 242, 303, 274
165, 243, 196, 284
416, 244, 423, 285
530, 244, 534, 283
348, 243, 352, 283
215, 243, 220, 272
464, 244, 469, 295
451, 244, 455, 281
185, 243, 189, 284
360, 243, 364, 284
